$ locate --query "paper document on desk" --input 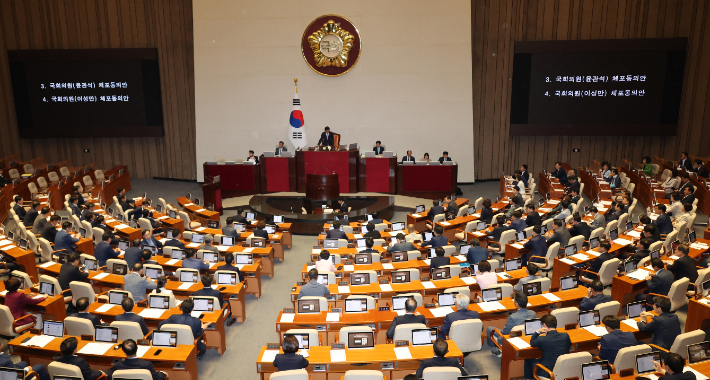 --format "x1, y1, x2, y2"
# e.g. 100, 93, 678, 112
261, 350, 279, 363
670, 255, 680, 260
312, 249, 321, 254
96, 304, 115, 313
597, 208, 608, 212
338, 286, 350, 293
548, 200, 560, 204
114, 224, 130, 230
0, 239, 12, 247
92, 273, 110, 280
1, 245, 15, 251
625, 230, 642, 238
235, 264, 246, 270
297, 349, 309, 358
326, 313, 340, 322
627, 269, 650, 281
243, 247, 255, 253
613, 238, 633, 246
430, 306, 455, 318
421, 281, 436, 289
184, 203, 194, 207
165, 259, 180, 265
622, 319, 639, 330
423, 259, 431, 265
542, 293, 561, 302
216, 246, 229, 251
440, 222, 450, 226
343, 265, 355, 272
136, 345, 151, 358
0, 290, 6, 296
186, 243, 200, 248
157, 216, 169, 220
455, 255, 467, 262
586, 250, 601, 257
690, 243, 709, 250
272, 234, 280, 238
538, 208, 552, 213
353, 234, 363, 239
21, 335, 55, 348
158, 238, 168, 244
382, 263, 394, 270
139, 309, 166, 319
460, 277, 476, 285
559, 258, 576, 265
478, 301, 505, 311
178, 282, 193, 290
330, 350, 347, 362
395, 310, 406, 316
39, 261, 57, 268
583, 325, 608, 336
78, 342, 114, 355
394, 346, 413, 360
507, 337, 531, 349
571, 253, 589, 261
511, 243, 524, 249
411, 214, 421, 218
379, 284, 393, 292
